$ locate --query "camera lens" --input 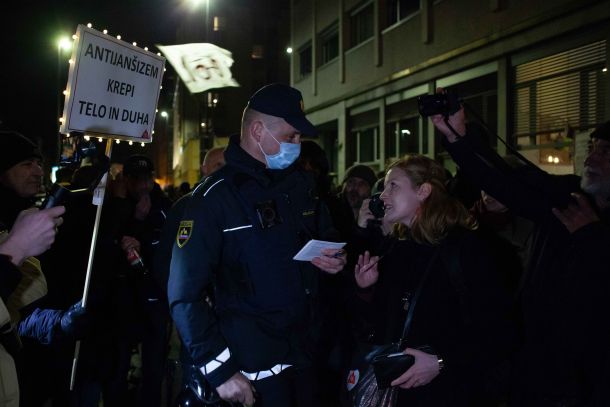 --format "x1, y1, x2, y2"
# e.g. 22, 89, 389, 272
417, 92, 461, 117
